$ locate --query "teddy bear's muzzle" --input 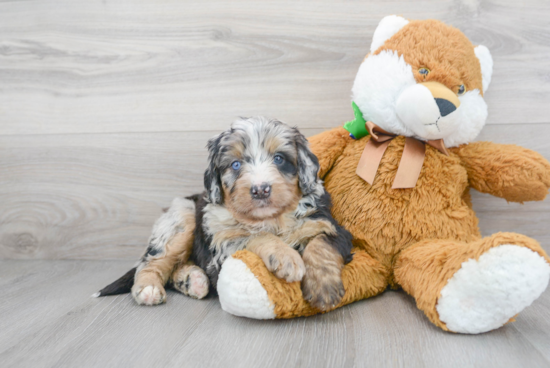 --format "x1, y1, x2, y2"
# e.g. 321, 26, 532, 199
396, 81, 461, 139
